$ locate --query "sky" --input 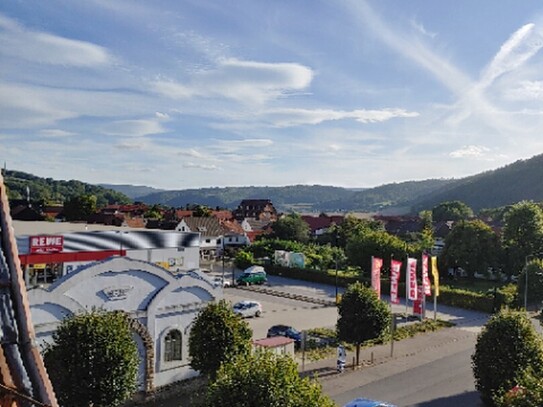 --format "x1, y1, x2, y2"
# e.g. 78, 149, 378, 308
2, 1, 543, 190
